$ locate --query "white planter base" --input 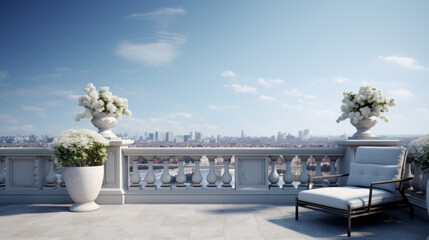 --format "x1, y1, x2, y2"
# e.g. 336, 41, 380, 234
70, 201, 100, 212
